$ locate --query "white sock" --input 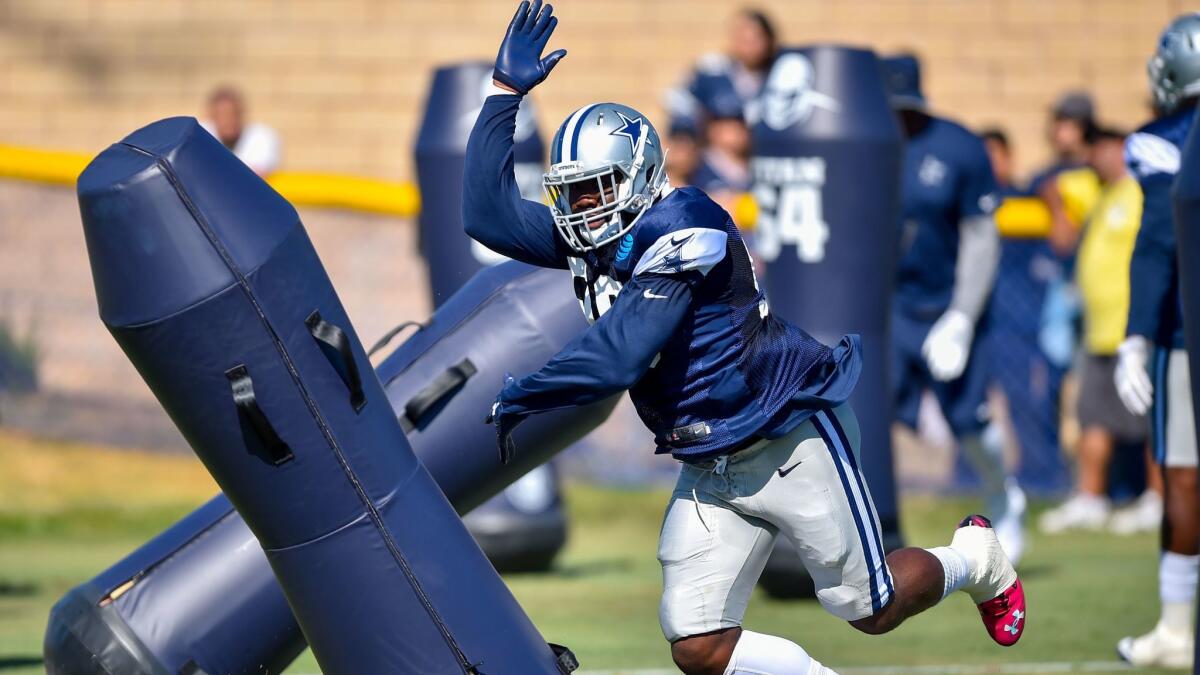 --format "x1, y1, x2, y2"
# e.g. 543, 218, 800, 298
927, 546, 970, 600
1160, 552, 1199, 632
723, 630, 835, 675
